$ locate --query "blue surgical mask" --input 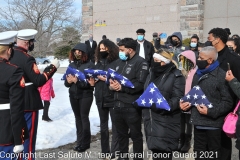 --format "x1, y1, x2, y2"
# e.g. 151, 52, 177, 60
119, 52, 128, 61
137, 35, 144, 41
190, 42, 197, 48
